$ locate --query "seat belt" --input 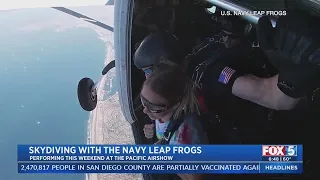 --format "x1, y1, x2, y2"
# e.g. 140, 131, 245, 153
156, 114, 185, 145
